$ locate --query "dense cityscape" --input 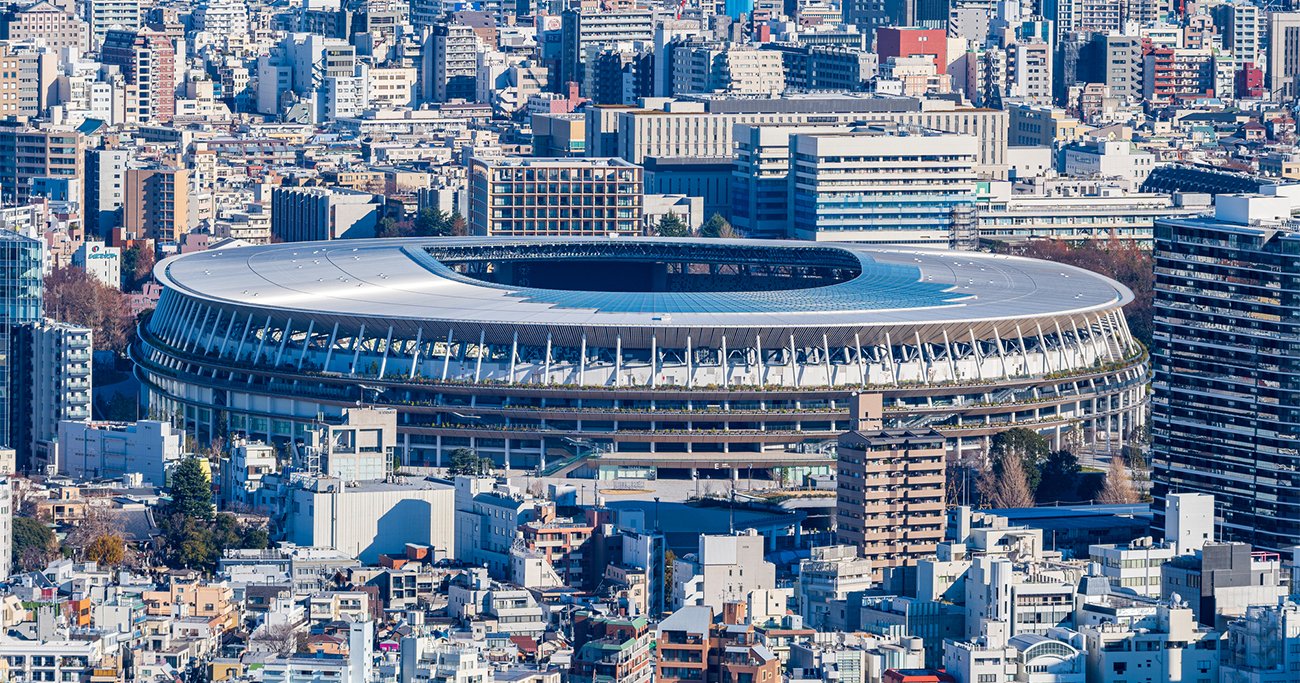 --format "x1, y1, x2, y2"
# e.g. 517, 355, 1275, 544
0, 0, 1297, 680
